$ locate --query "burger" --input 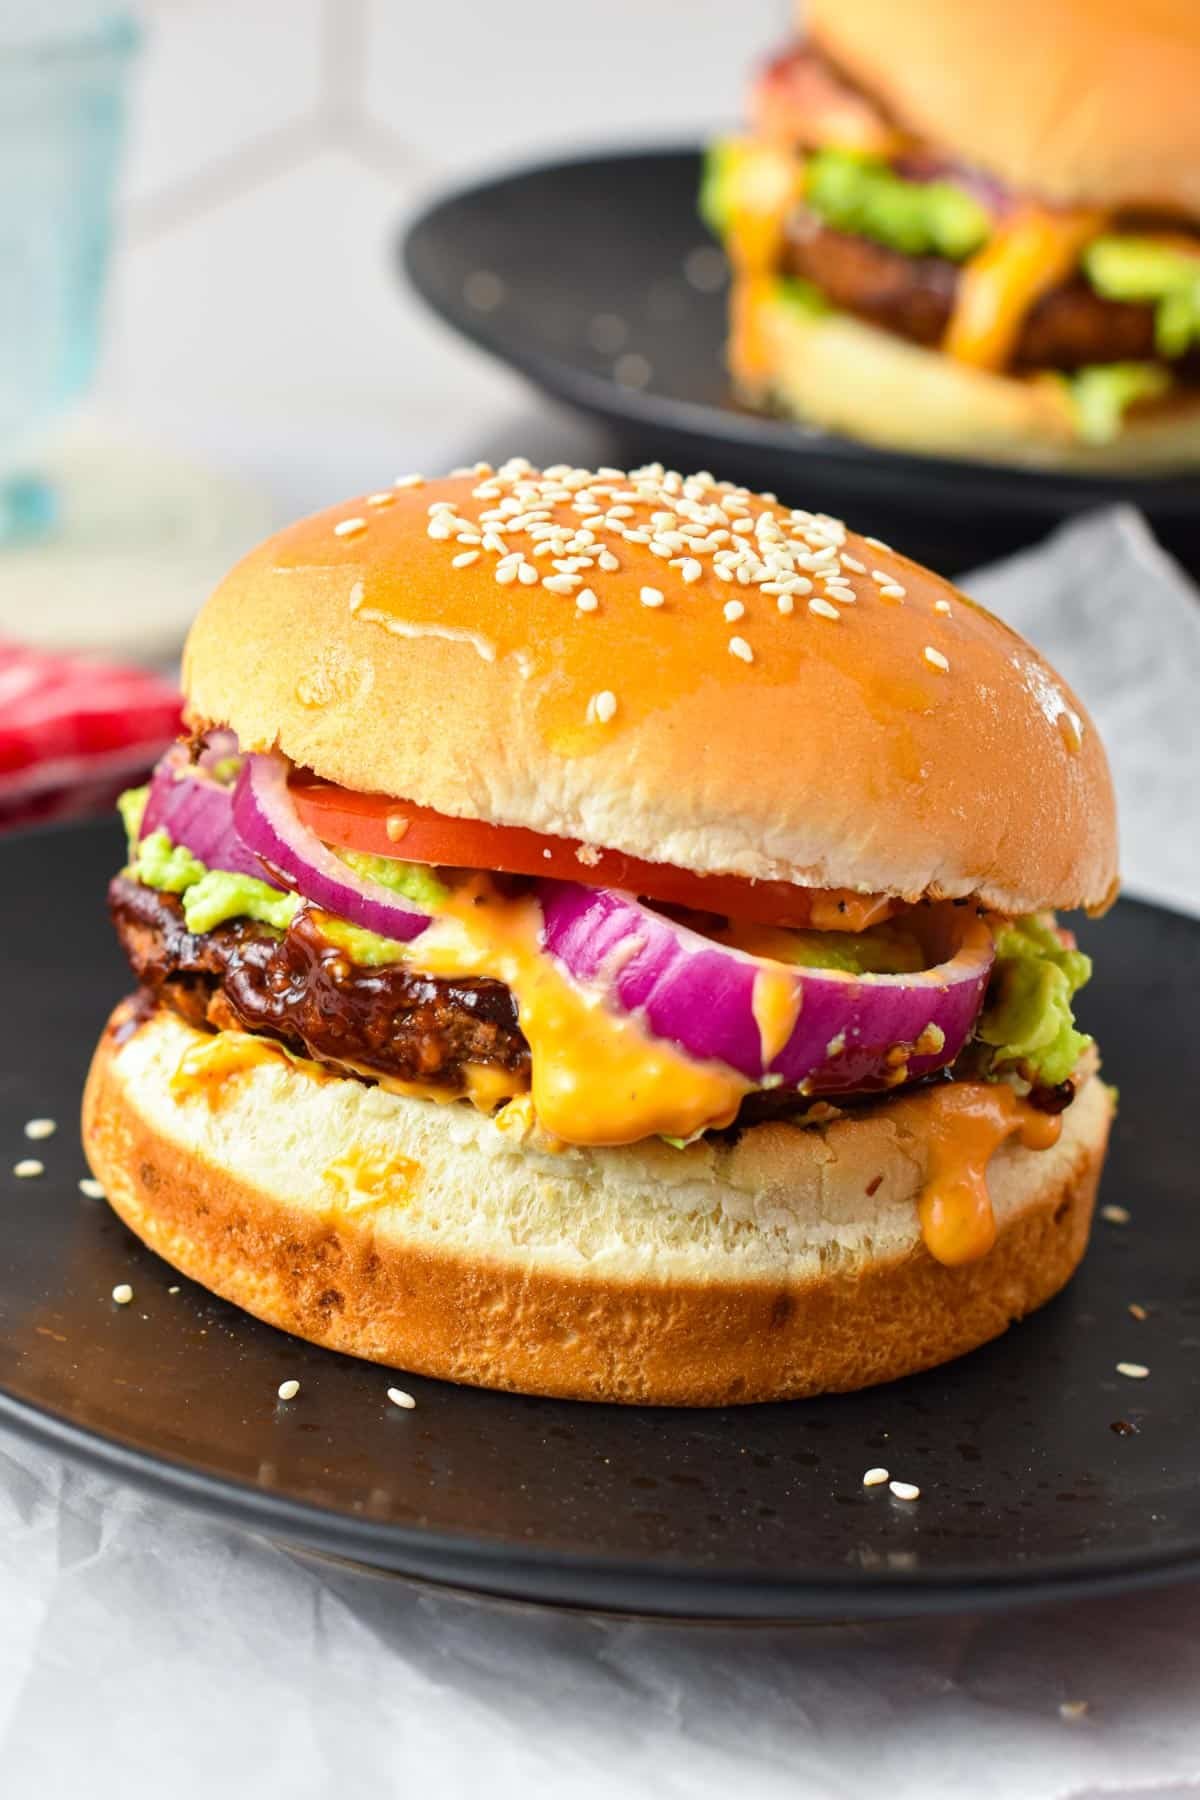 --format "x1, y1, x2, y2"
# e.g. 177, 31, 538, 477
701, 0, 1200, 466
83, 458, 1118, 1405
